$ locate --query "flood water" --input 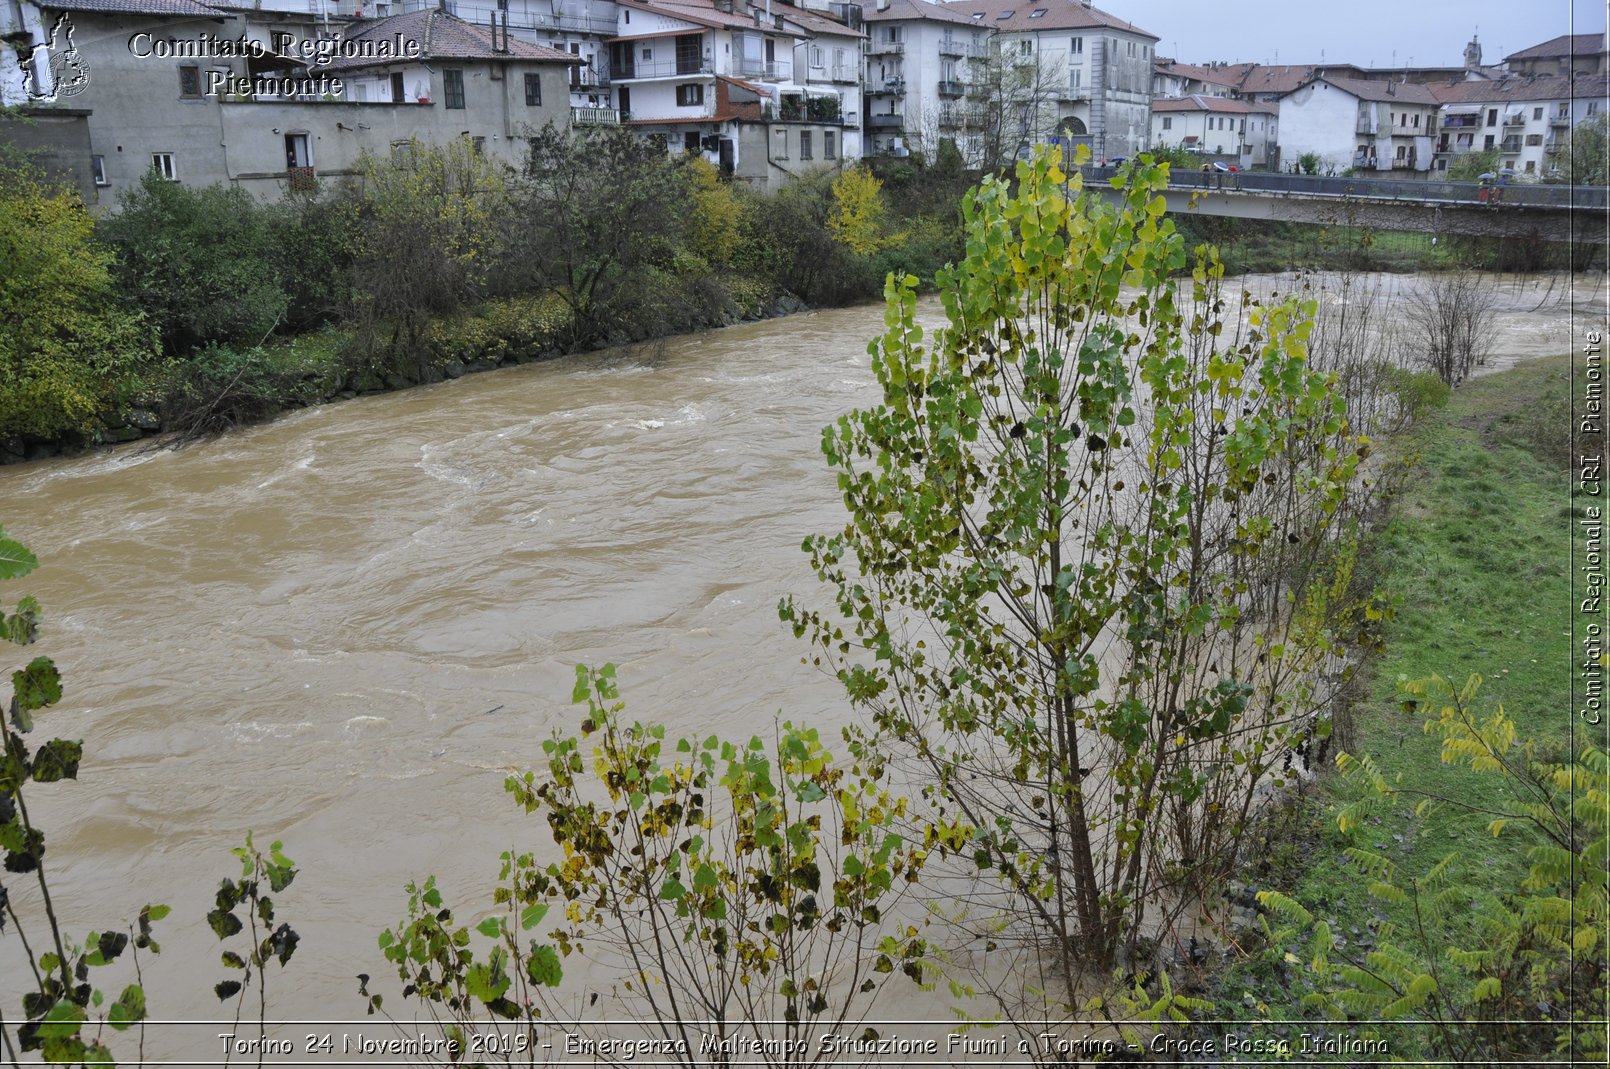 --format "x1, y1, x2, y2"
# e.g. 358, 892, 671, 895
0, 272, 1595, 1057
